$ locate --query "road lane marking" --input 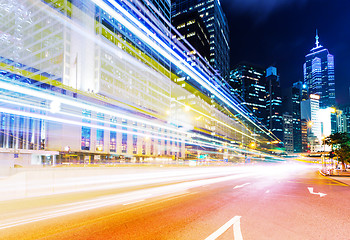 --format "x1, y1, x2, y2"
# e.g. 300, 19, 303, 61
205, 216, 242, 240
123, 199, 144, 205
233, 183, 250, 189
233, 218, 243, 240
318, 171, 349, 186
265, 190, 270, 194
307, 187, 327, 197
